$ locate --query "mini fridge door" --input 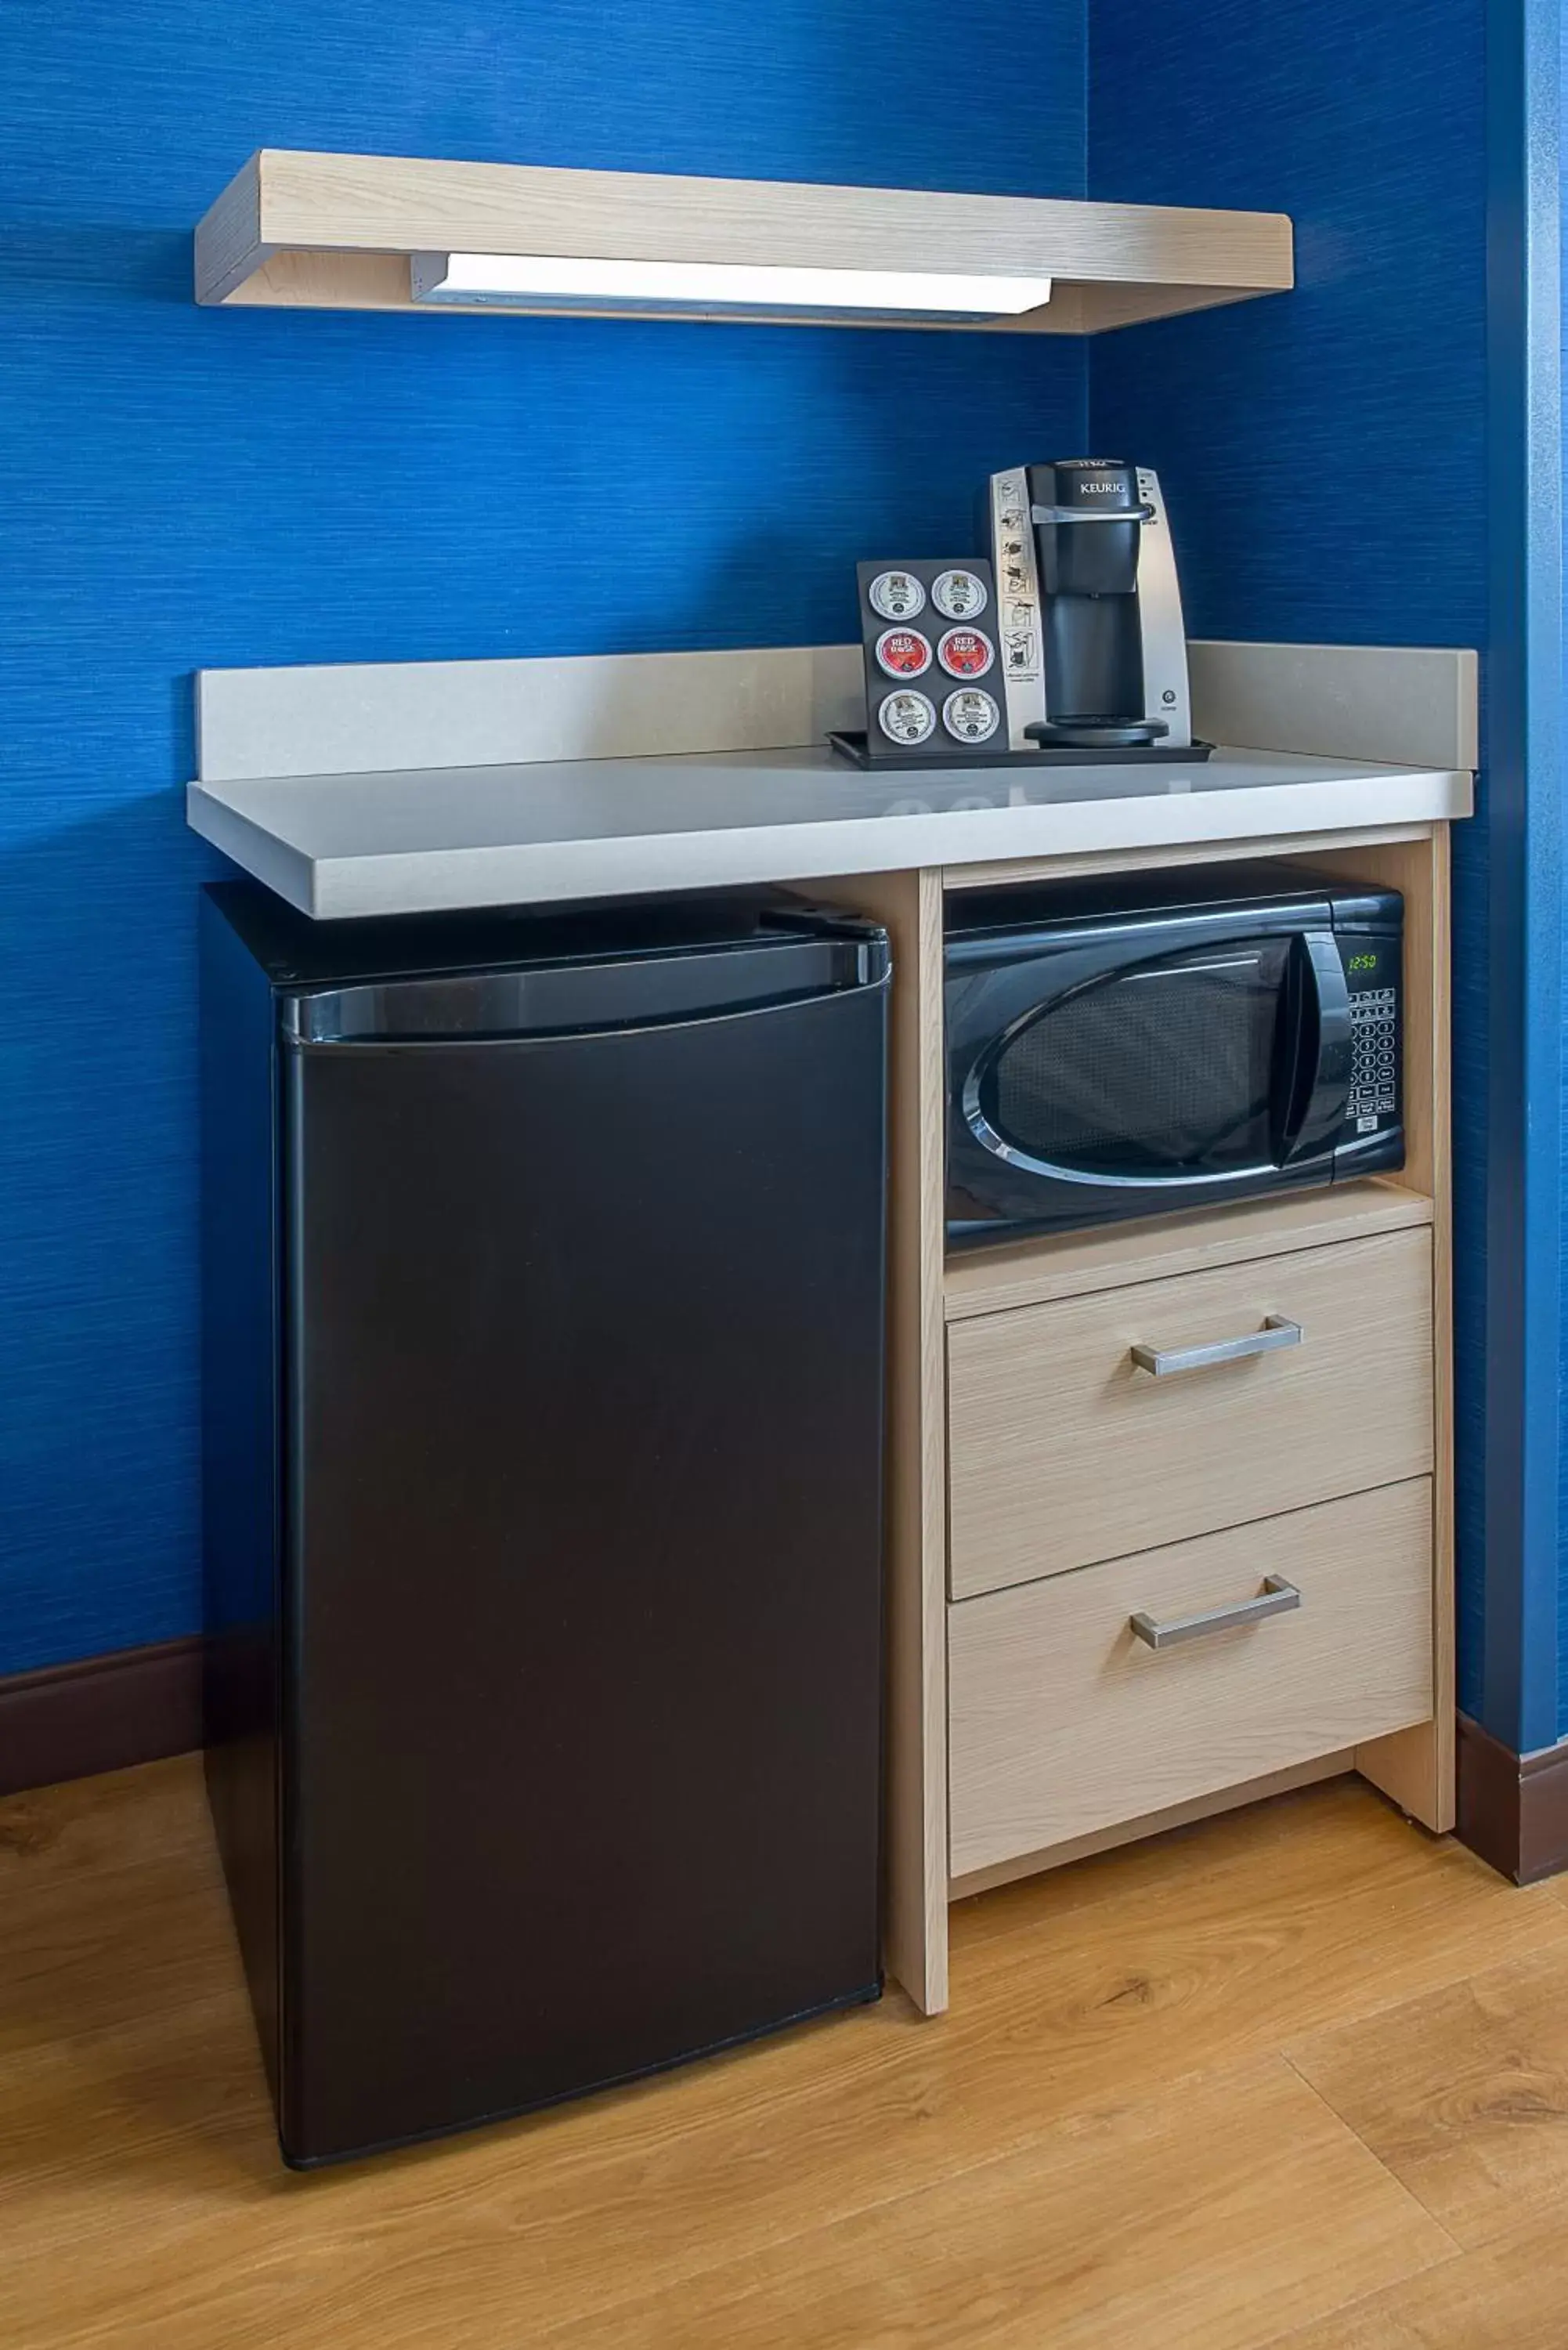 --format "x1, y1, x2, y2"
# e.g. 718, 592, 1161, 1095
277, 939, 888, 2164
